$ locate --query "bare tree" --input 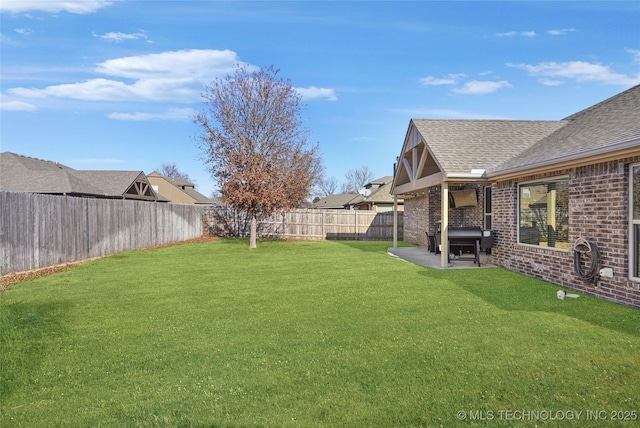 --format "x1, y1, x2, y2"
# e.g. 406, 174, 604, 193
318, 176, 340, 197
342, 166, 374, 193
157, 162, 192, 182
196, 64, 323, 249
